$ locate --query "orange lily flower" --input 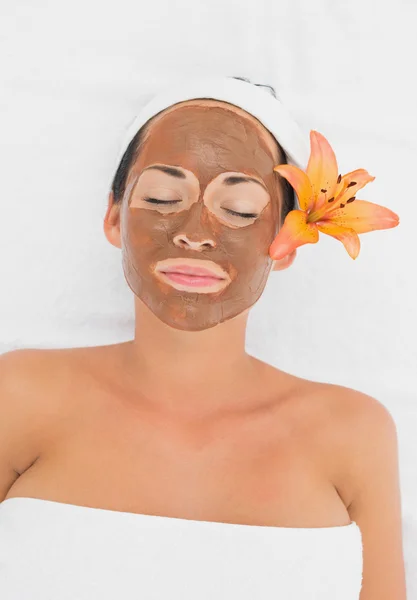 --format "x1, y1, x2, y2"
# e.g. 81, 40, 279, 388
269, 130, 400, 260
